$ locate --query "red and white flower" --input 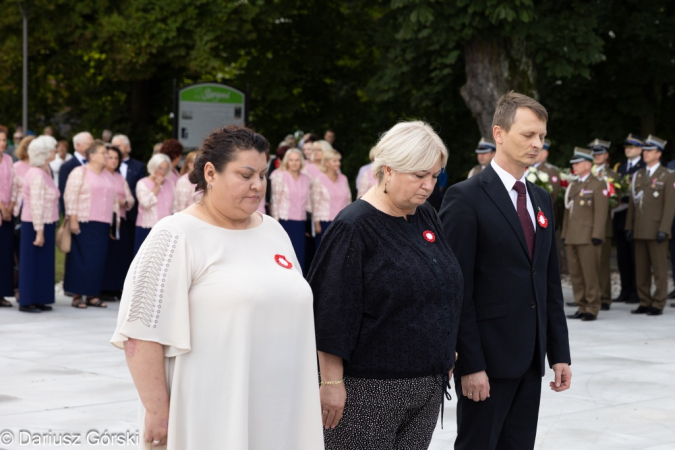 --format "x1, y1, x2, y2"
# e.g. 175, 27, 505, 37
274, 254, 293, 269
537, 211, 548, 228
423, 230, 436, 243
